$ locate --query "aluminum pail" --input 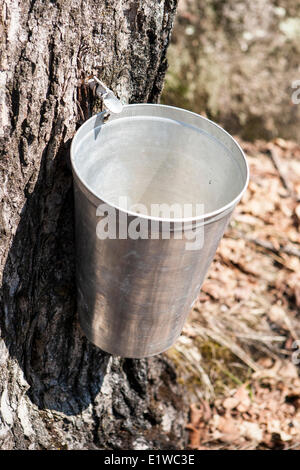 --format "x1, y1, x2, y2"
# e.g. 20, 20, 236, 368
71, 104, 249, 358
